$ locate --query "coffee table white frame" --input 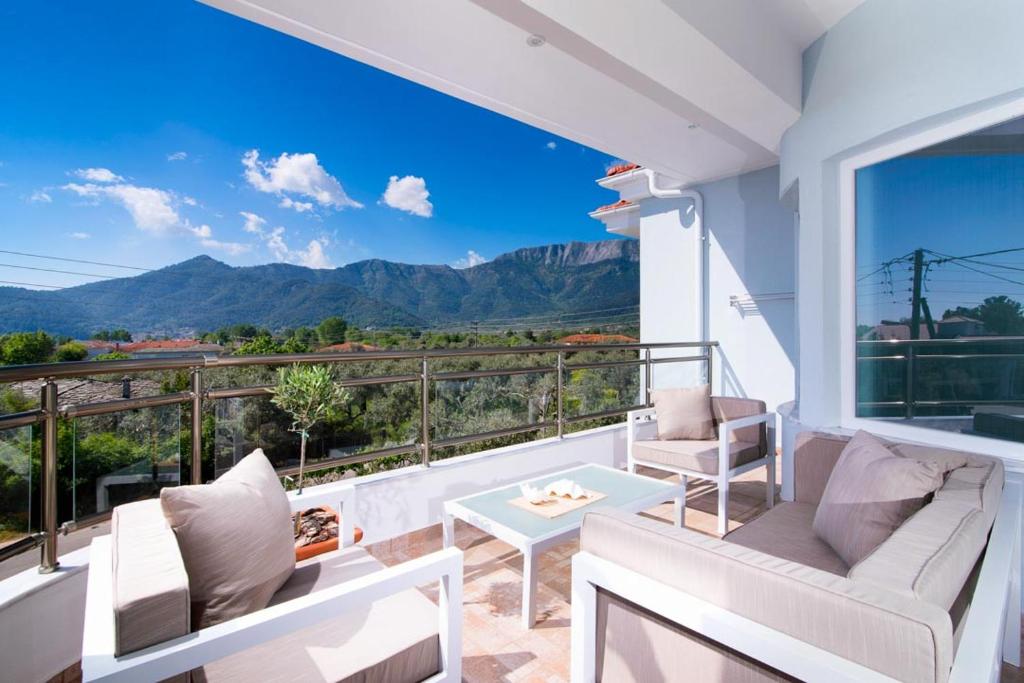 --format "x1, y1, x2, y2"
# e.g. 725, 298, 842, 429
442, 463, 684, 629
